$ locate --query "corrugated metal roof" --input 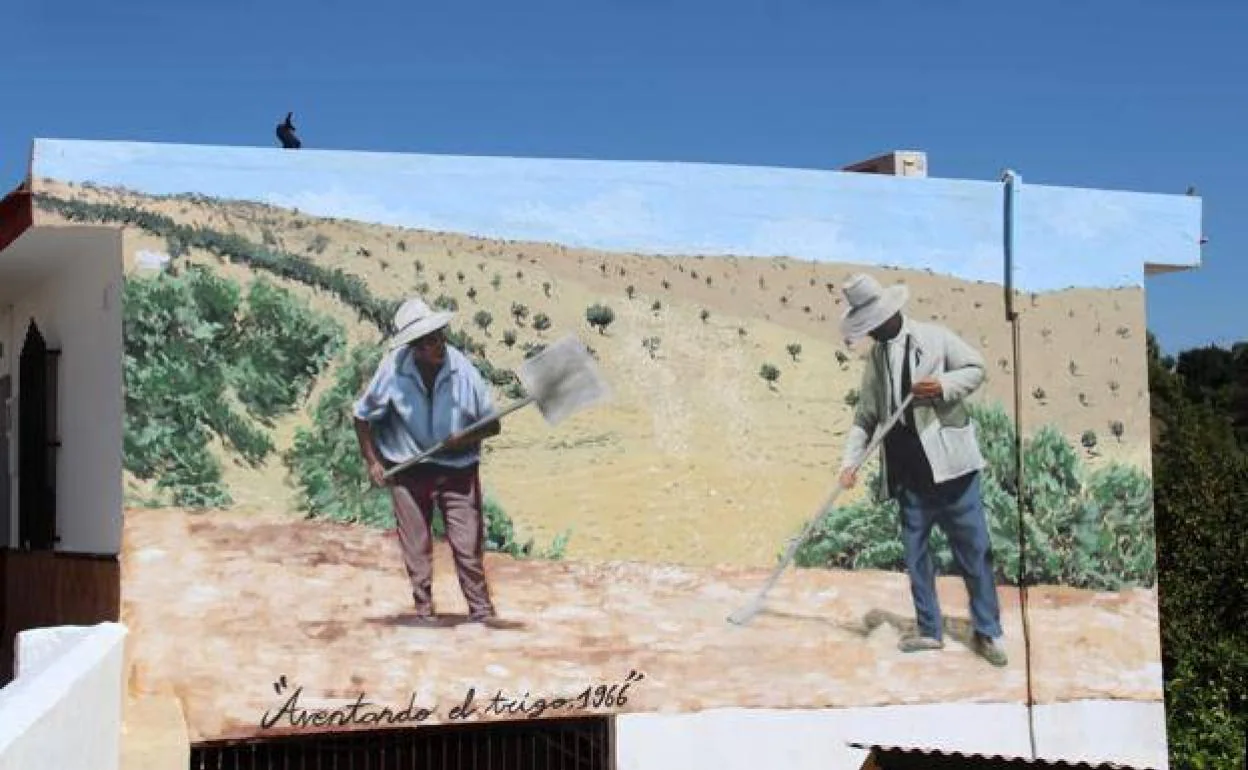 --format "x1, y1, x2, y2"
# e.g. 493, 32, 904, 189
850, 742, 1160, 770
